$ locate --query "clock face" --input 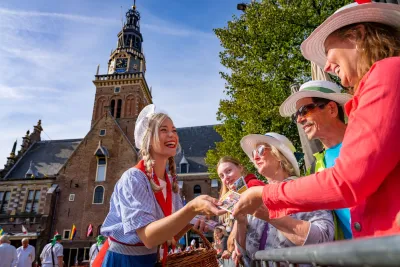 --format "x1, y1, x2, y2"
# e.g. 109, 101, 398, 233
115, 58, 128, 72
